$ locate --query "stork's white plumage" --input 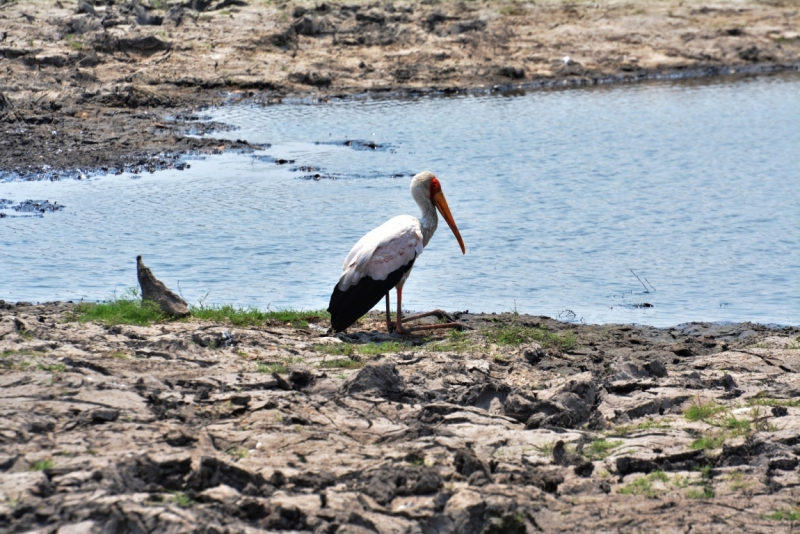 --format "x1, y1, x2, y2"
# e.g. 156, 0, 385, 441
328, 171, 466, 334
336, 215, 424, 292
